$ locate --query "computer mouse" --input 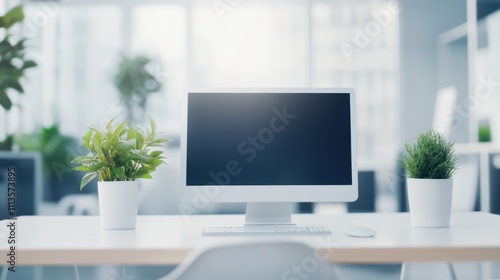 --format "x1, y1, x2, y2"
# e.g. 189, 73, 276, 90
347, 226, 377, 238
